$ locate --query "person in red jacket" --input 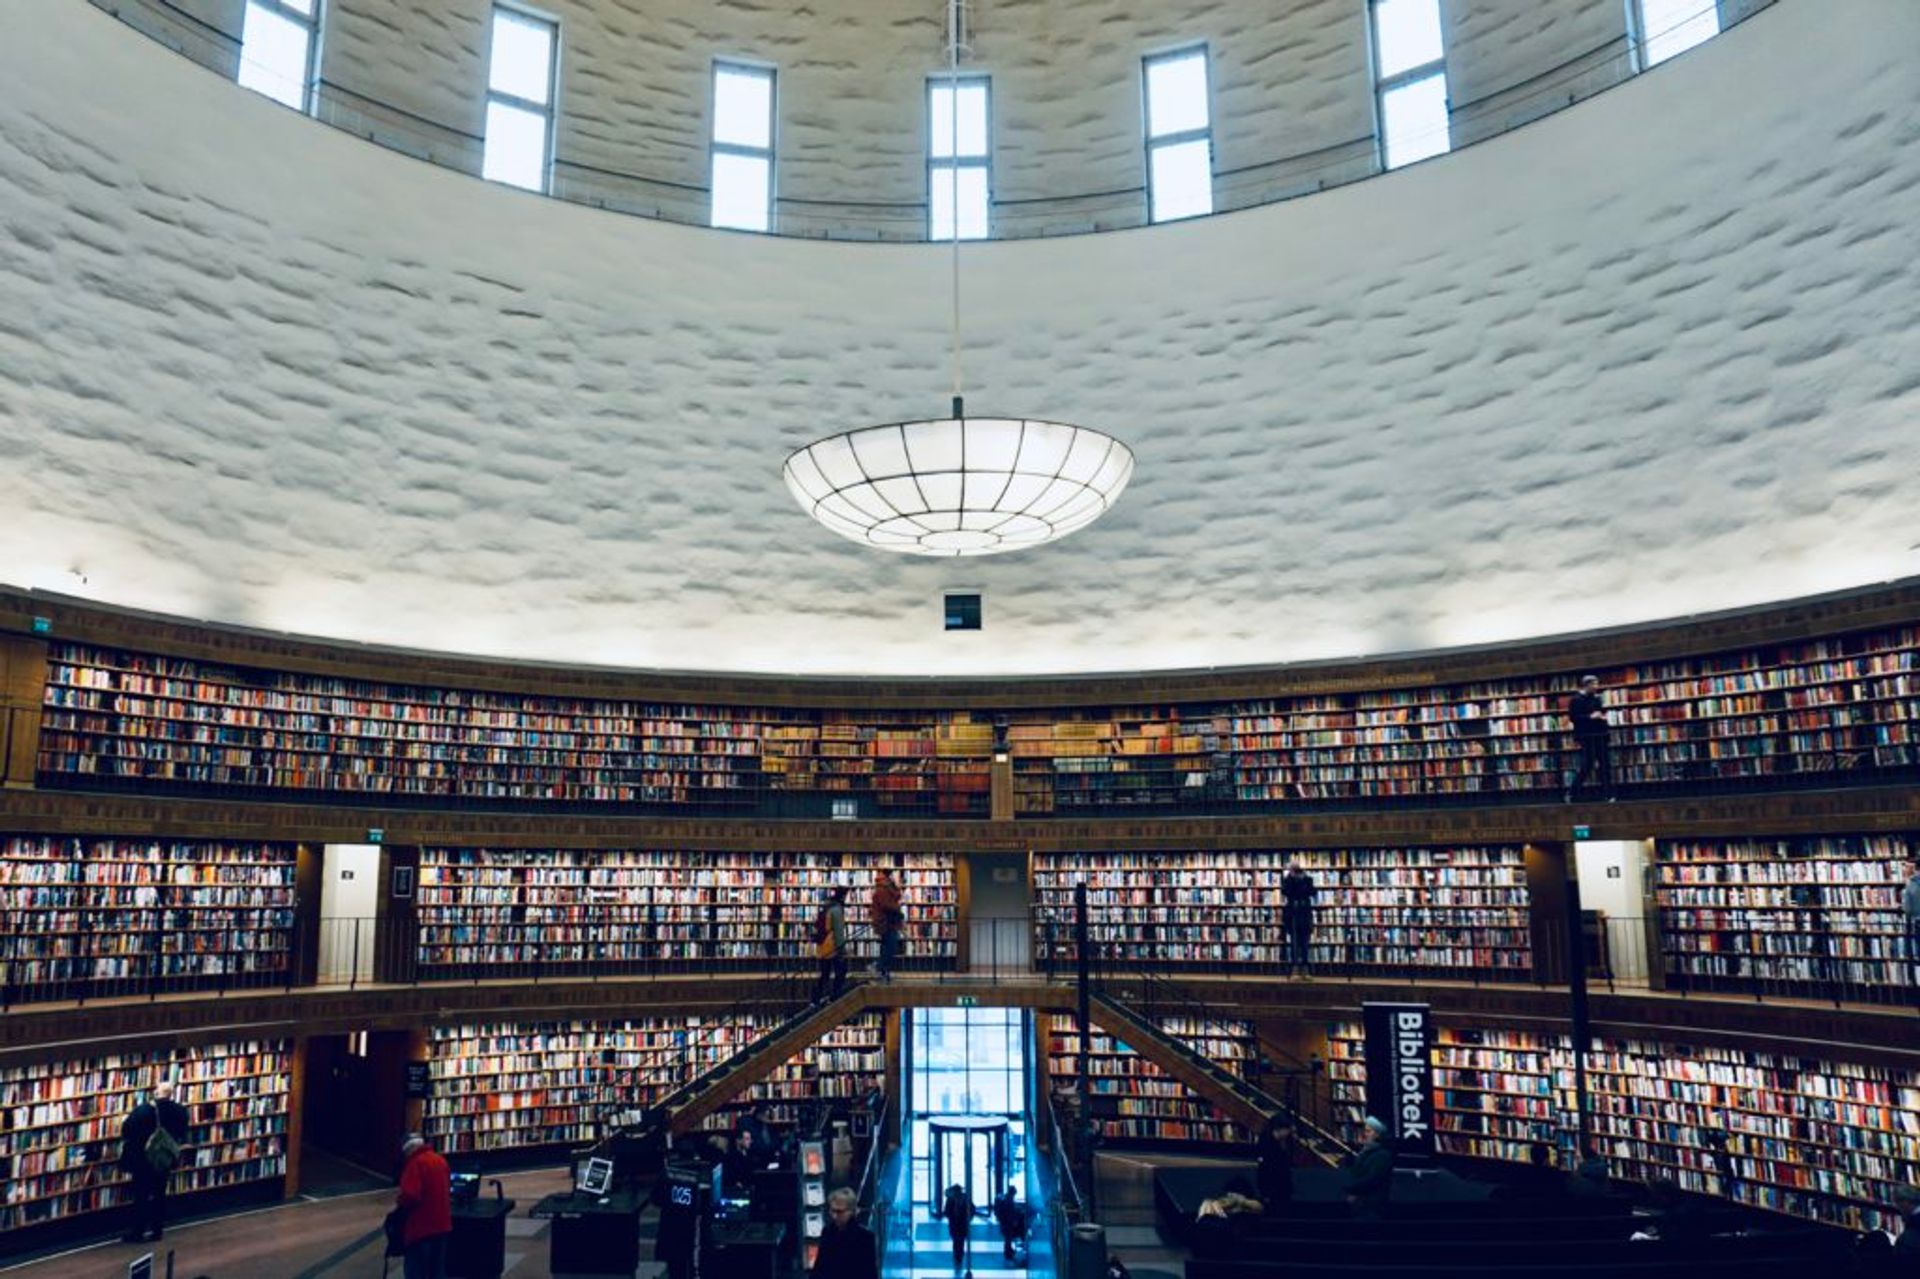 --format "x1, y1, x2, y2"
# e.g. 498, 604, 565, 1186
395, 1133, 453, 1279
